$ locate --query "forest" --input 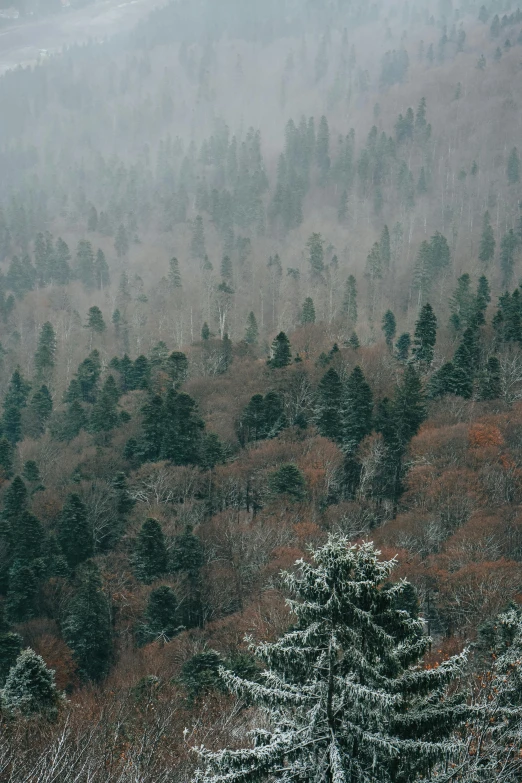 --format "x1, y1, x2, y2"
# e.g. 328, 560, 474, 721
1, 0, 522, 780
